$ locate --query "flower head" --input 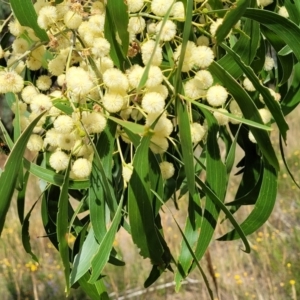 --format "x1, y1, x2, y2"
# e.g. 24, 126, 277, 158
159, 161, 175, 180
72, 158, 92, 179
0, 71, 24, 94
49, 150, 69, 172
206, 85, 228, 107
